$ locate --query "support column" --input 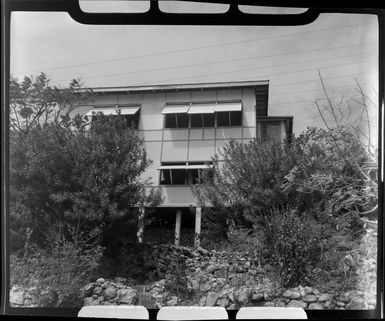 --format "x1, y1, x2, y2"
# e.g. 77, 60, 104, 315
175, 209, 182, 246
137, 207, 145, 243
194, 207, 202, 248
